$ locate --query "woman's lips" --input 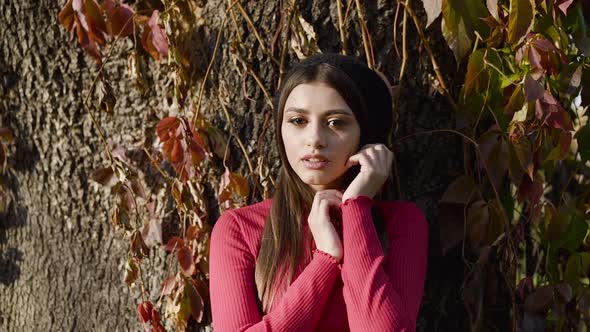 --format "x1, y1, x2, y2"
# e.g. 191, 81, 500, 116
302, 159, 330, 170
